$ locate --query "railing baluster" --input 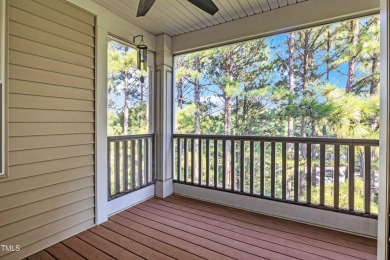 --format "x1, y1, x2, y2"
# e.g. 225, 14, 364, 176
250, 141, 254, 195
131, 140, 136, 190
184, 138, 188, 183
107, 141, 112, 198
138, 139, 143, 187
282, 142, 287, 200
334, 145, 340, 209
349, 145, 355, 211
231, 140, 235, 191
364, 146, 371, 214
171, 134, 379, 217
191, 138, 195, 185
124, 141, 129, 192
260, 142, 265, 196
271, 142, 276, 198
240, 141, 245, 193
214, 139, 218, 188
198, 138, 202, 186
307, 143, 312, 204
177, 138, 181, 182
294, 143, 299, 202
107, 134, 154, 200
145, 138, 149, 184
115, 141, 120, 194
320, 144, 325, 206
206, 139, 210, 187
222, 140, 226, 189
